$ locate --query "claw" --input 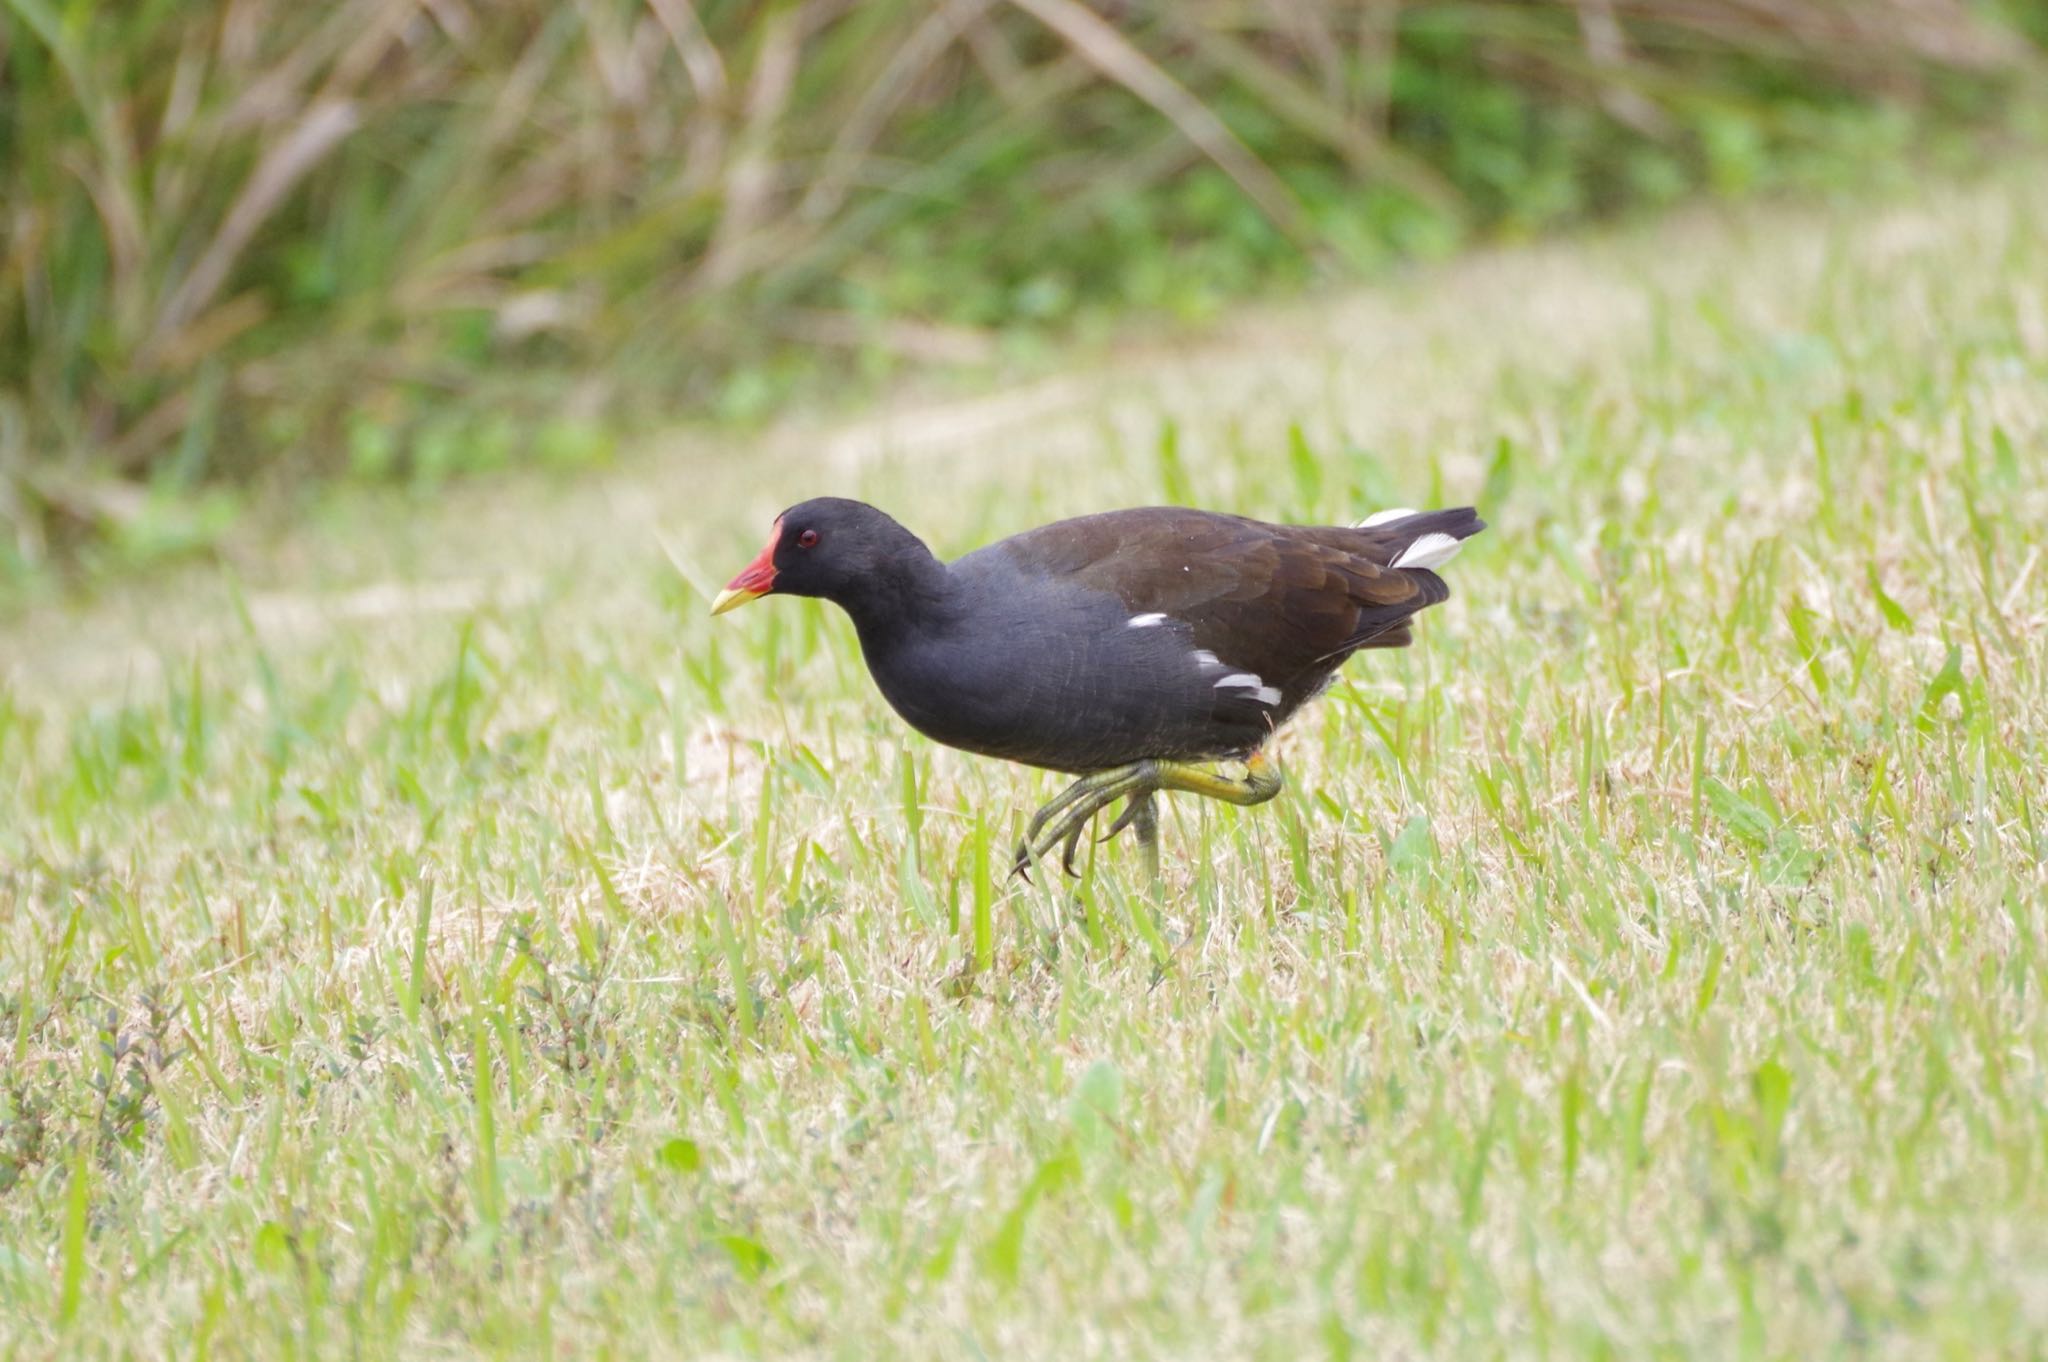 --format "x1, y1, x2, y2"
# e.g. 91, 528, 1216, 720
1100, 797, 1144, 842
1060, 821, 1086, 876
